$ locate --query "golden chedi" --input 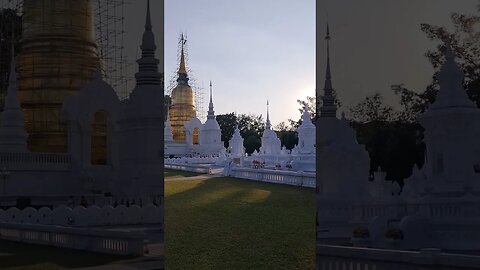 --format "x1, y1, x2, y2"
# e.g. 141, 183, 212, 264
16, 0, 99, 153
169, 44, 196, 142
